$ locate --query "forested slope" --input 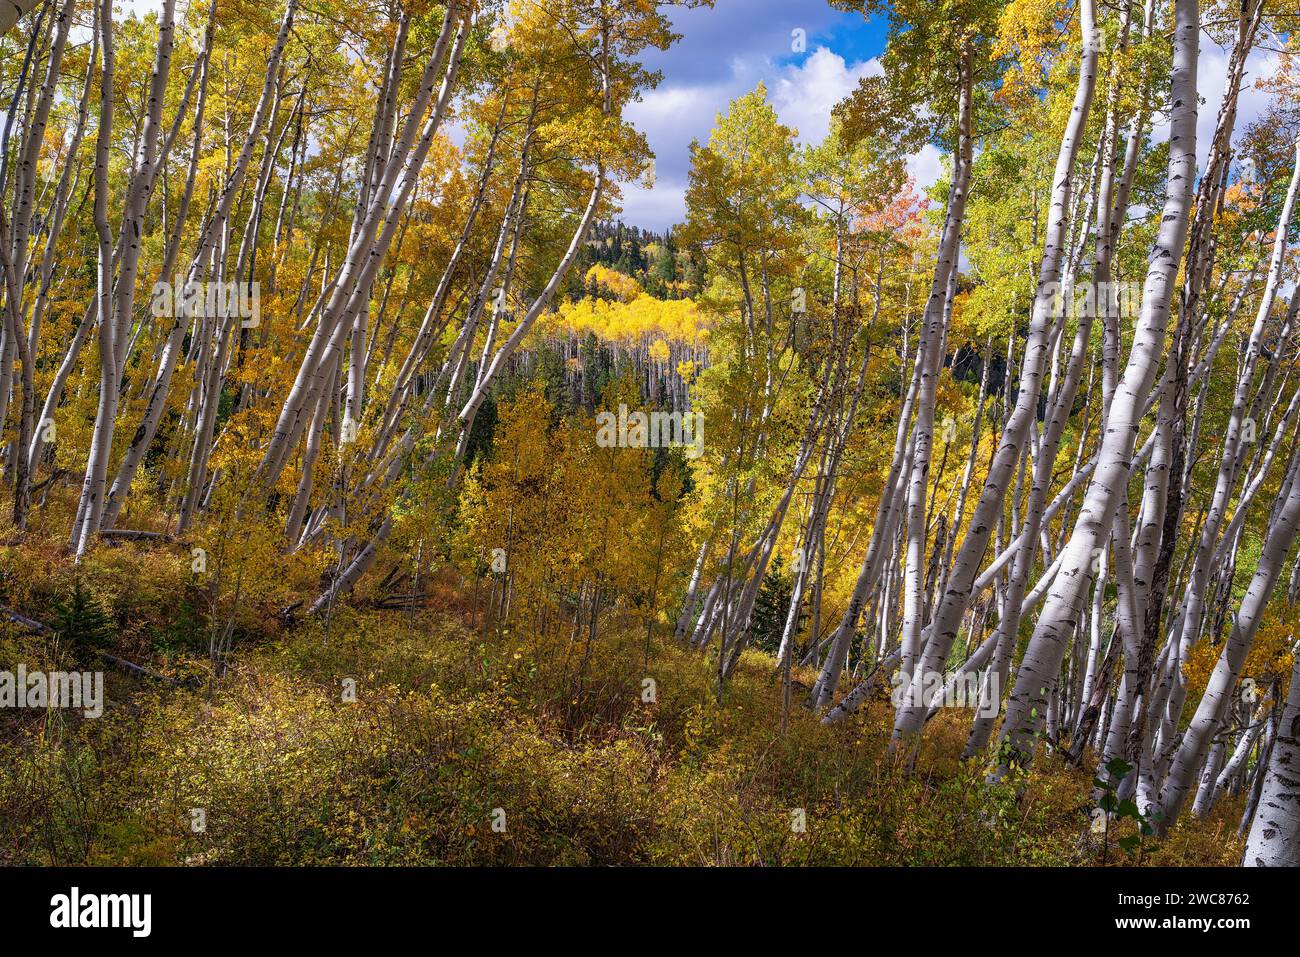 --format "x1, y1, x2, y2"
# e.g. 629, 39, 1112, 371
1, 0, 1299, 866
